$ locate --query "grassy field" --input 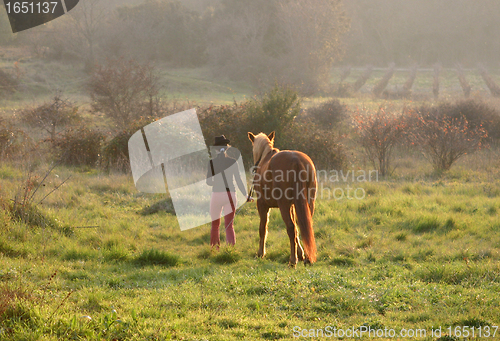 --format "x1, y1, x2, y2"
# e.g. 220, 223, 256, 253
2, 58, 500, 340
2, 155, 500, 340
